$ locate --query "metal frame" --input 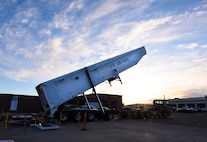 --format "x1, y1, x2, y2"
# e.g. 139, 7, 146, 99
84, 67, 105, 115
